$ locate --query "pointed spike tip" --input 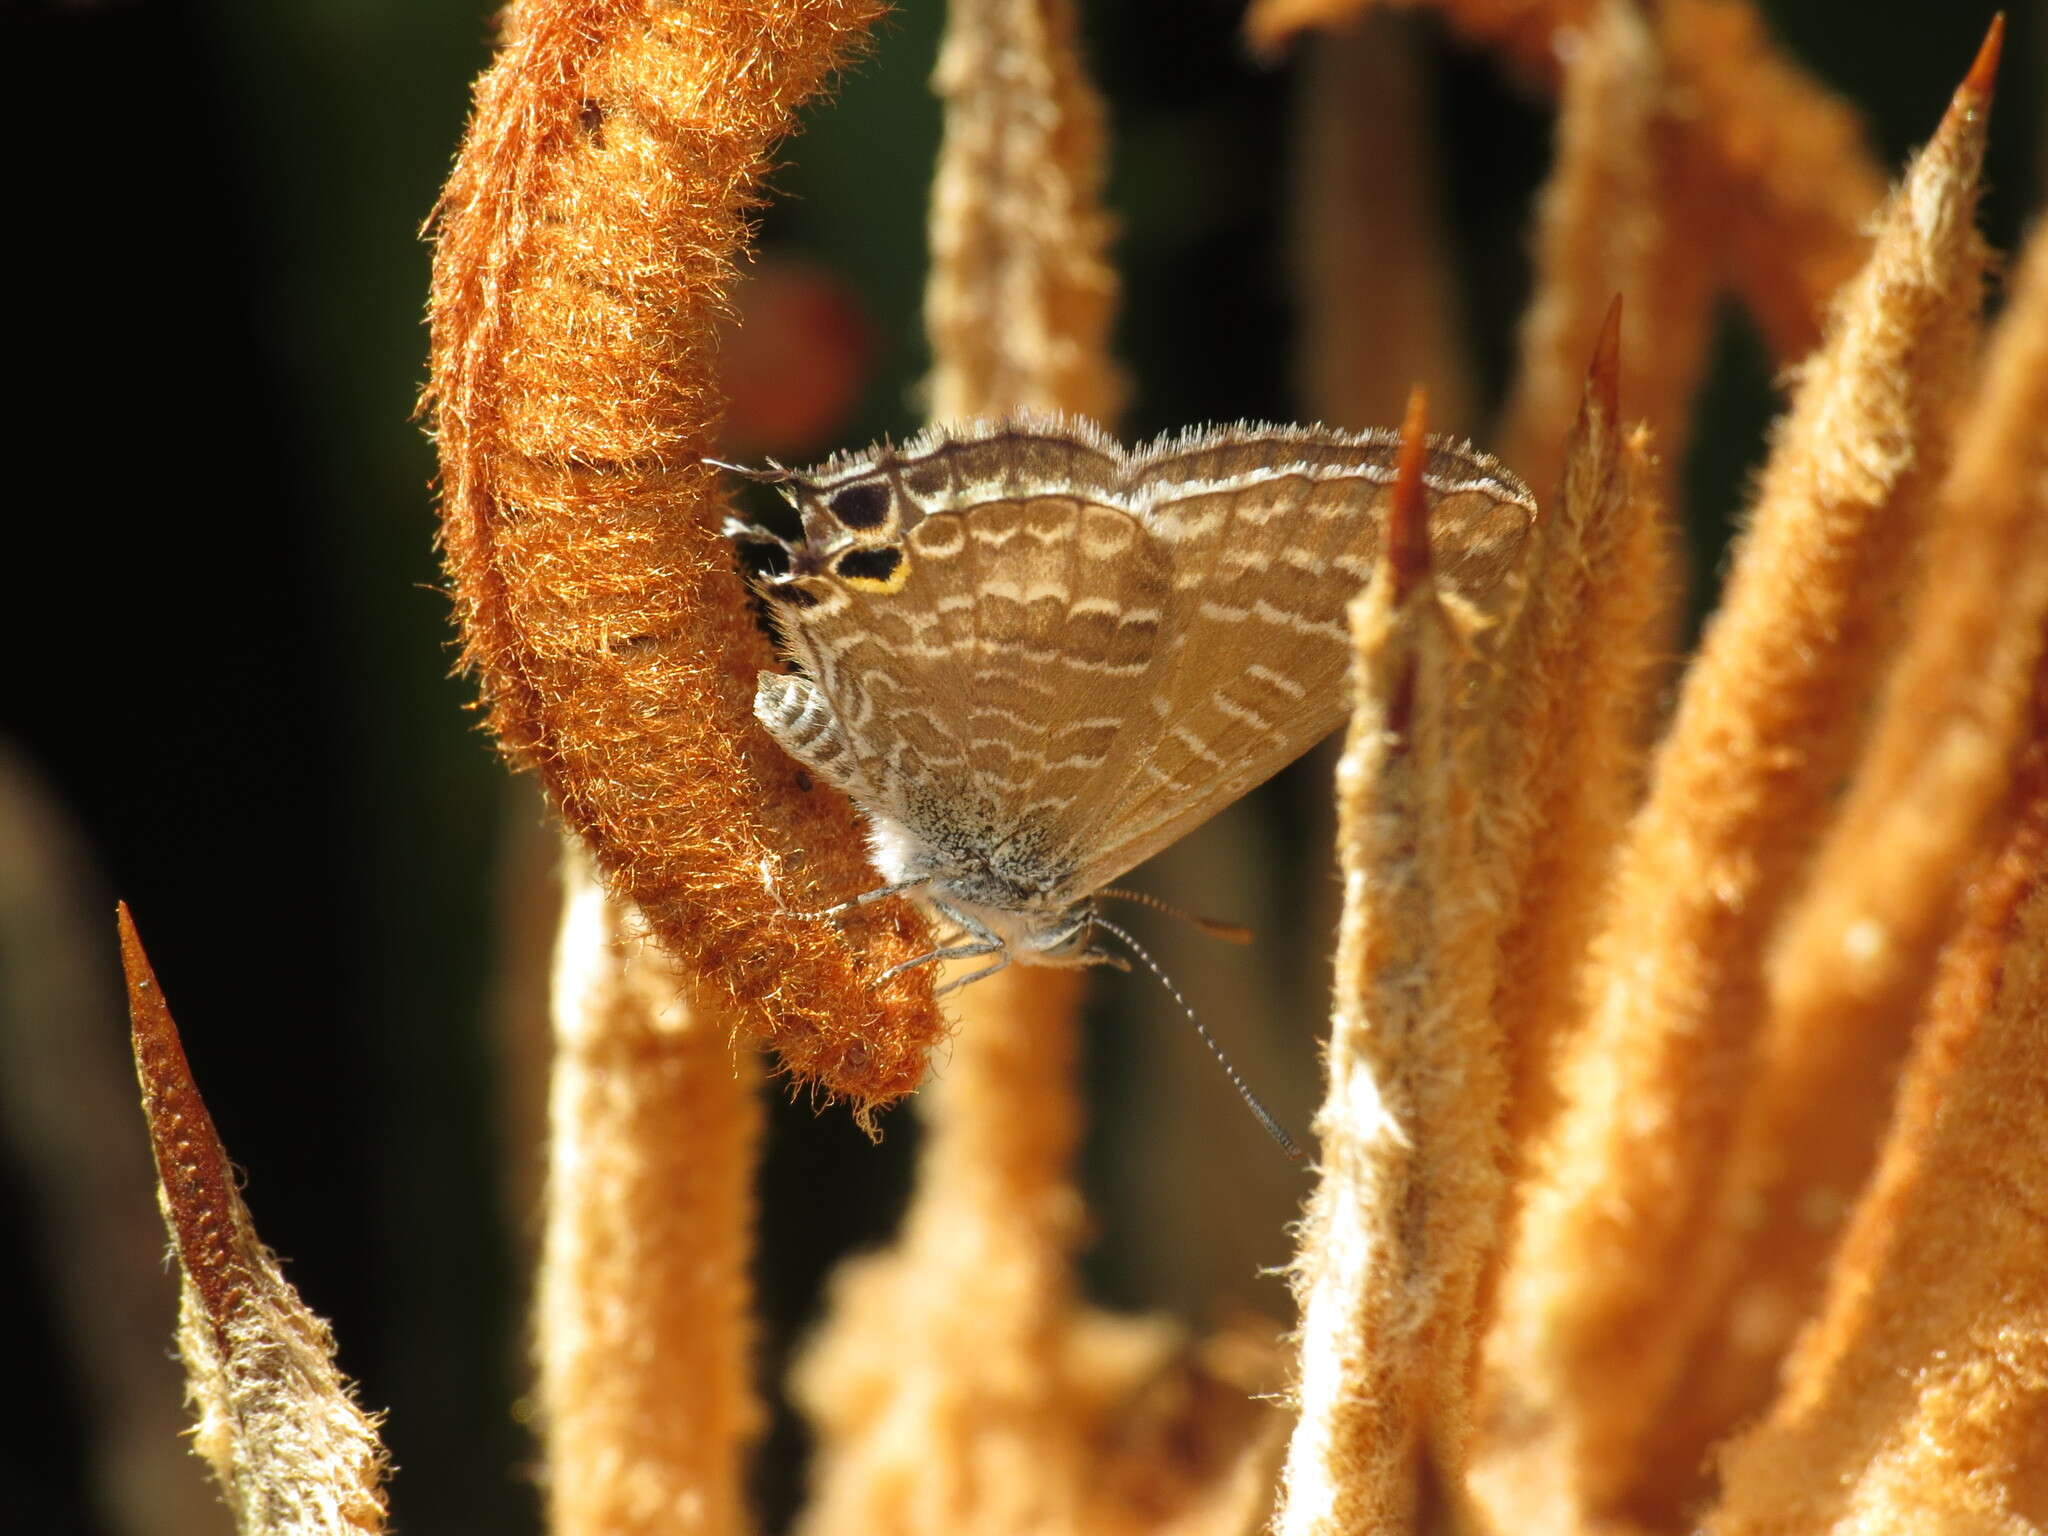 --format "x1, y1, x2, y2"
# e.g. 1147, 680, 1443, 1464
117, 900, 160, 1028
1589, 295, 1623, 423
1936, 11, 2003, 139
1962, 13, 2003, 102
119, 901, 240, 1324
1387, 385, 1432, 600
